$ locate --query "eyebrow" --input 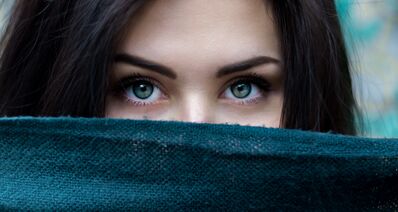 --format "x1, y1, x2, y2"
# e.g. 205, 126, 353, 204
114, 53, 280, 79
114, 53, 177, 79
216, 56, 280, 78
